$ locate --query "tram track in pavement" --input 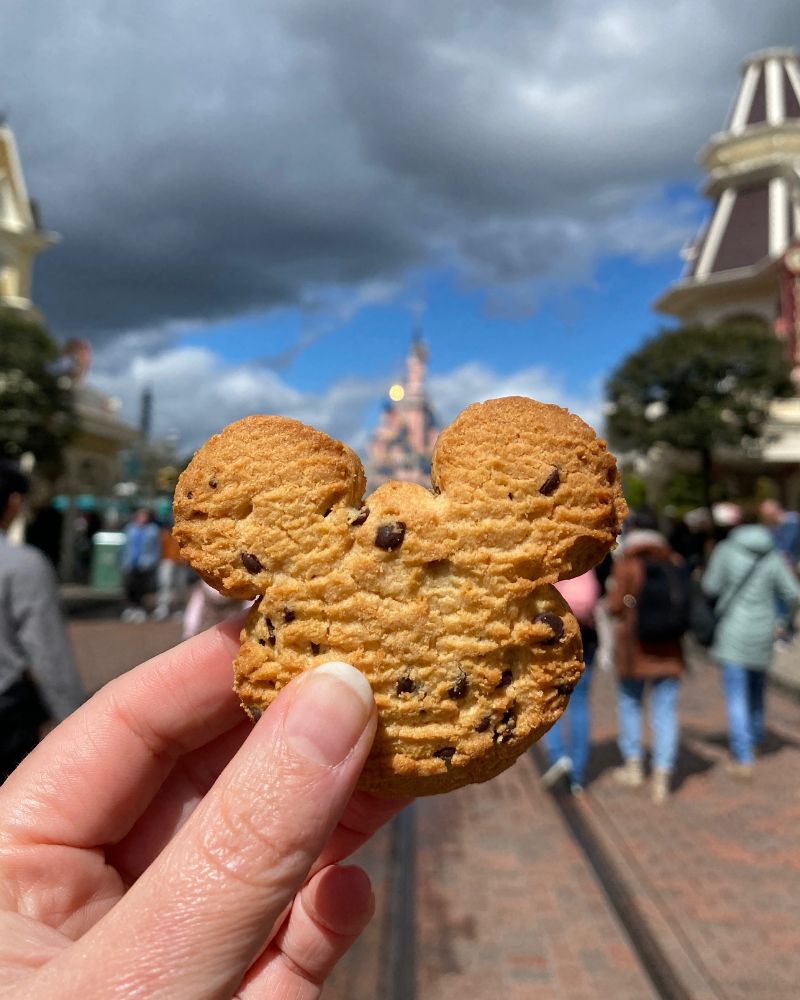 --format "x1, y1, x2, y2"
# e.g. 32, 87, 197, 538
379, 802, 417, 1000
369, 682, 799, 1000
528, 744, 726, 1000
376, 756, 702, 1000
